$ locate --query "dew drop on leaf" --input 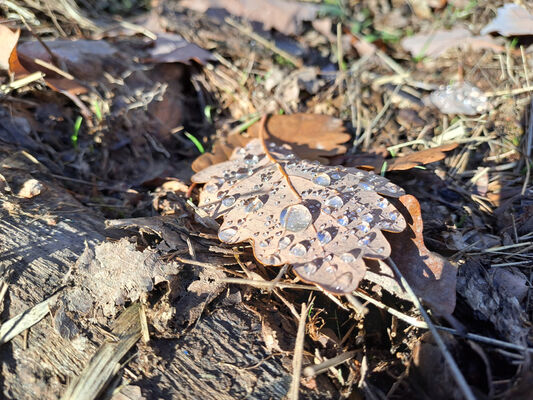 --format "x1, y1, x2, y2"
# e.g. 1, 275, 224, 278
219, 227, 237, 242
389, 211, 400, 221
278, 236, 292, 249
290, 243, 307, 257
205, 183, 218, 193
325, 196, 344, 209
280, 204, 312, 232
340, 253, 356, 263
331, 172, 341, 180
377, 197, 388, 209
337, 215, 349, 226
362, 213, 373, 223
312, 173, 331, 186
245, 197, 264, 213
317, 230, 332, 245
304, 262, 317, 274
358, 235, 371, 246
222, 195, 236, 207
244, 154, 259, 166
356, 222, 370, 233
335, 273, 353, 291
